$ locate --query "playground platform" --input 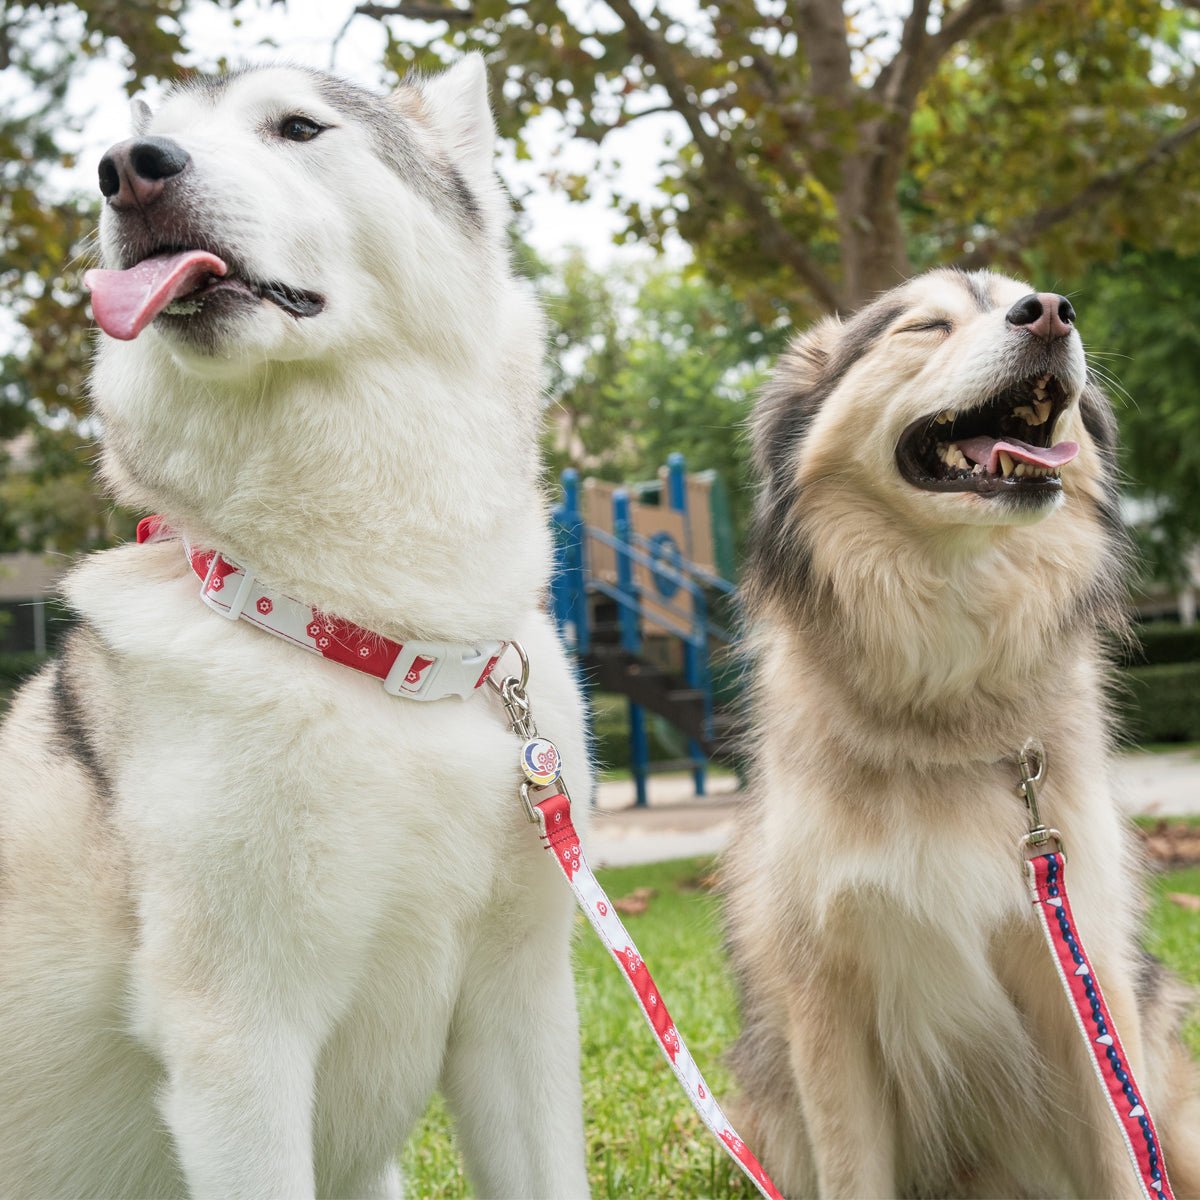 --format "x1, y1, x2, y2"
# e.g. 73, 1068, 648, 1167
586, 749, 1200, 868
